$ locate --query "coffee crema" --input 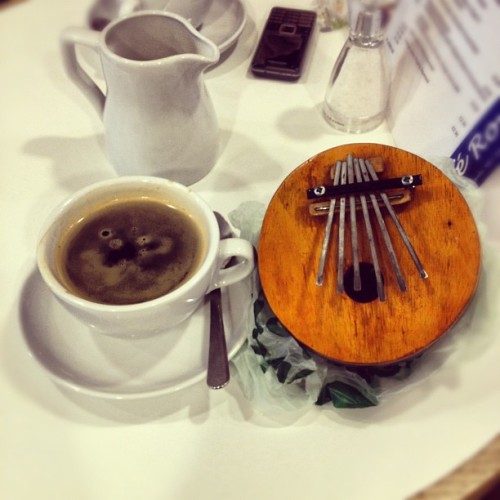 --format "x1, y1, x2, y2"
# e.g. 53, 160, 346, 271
56, 198, 204, 305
